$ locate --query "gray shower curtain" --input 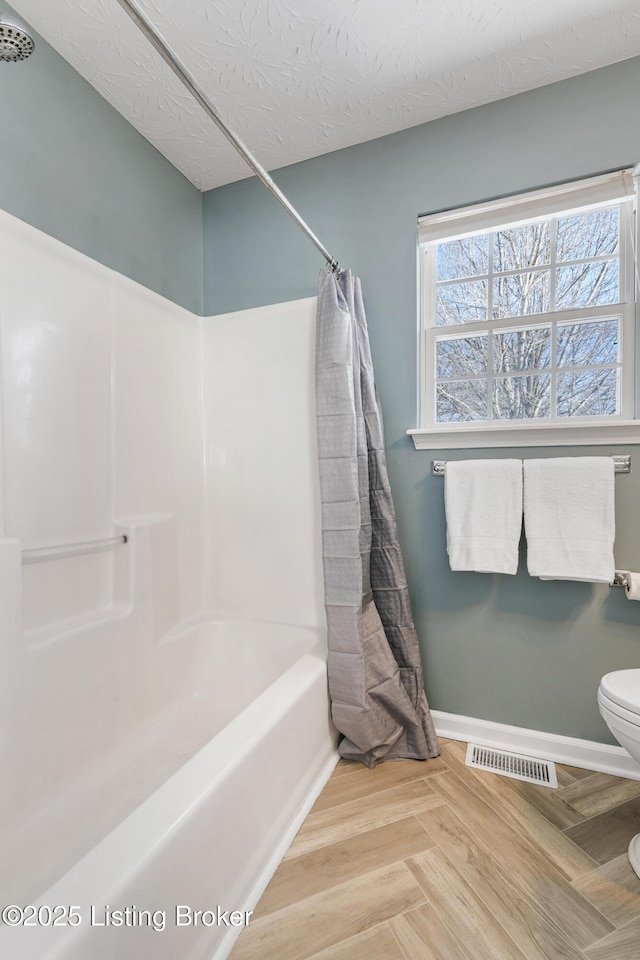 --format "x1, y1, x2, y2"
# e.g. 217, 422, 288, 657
315, 268, 439, 767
